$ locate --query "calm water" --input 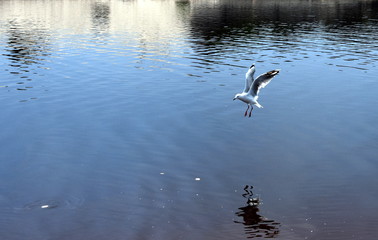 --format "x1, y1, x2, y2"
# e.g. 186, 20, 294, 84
1, 0, 378, 239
